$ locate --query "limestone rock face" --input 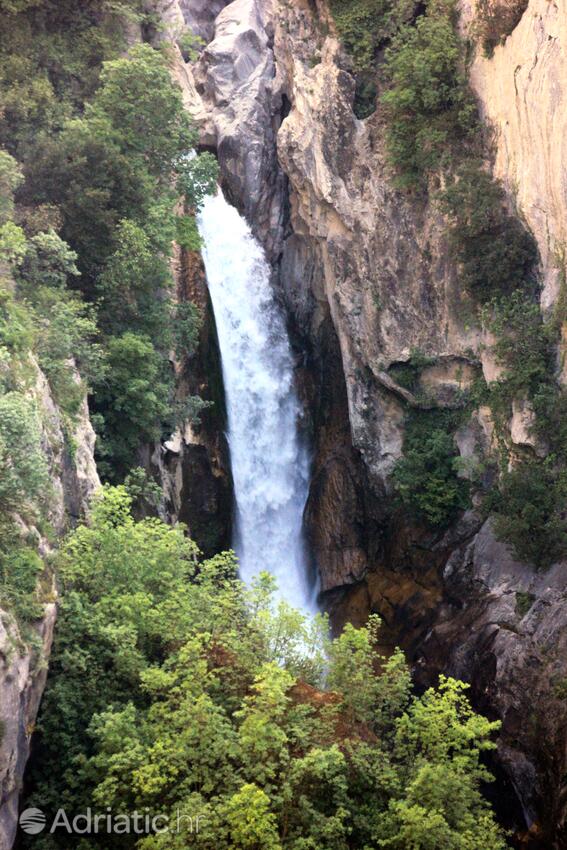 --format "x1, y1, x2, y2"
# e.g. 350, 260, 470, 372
184, 0, 287, 260
0, 606, 56, 850
147, 242, 233, 558
179, 0, 231, 42
421, 521, 567, 837
464, 0, 567, 309
0, 360, 99, 850
169, 0, 567, 841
